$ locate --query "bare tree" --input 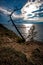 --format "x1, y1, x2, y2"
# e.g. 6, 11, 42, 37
27, 25, 37, 41
8, 6, 25, 42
